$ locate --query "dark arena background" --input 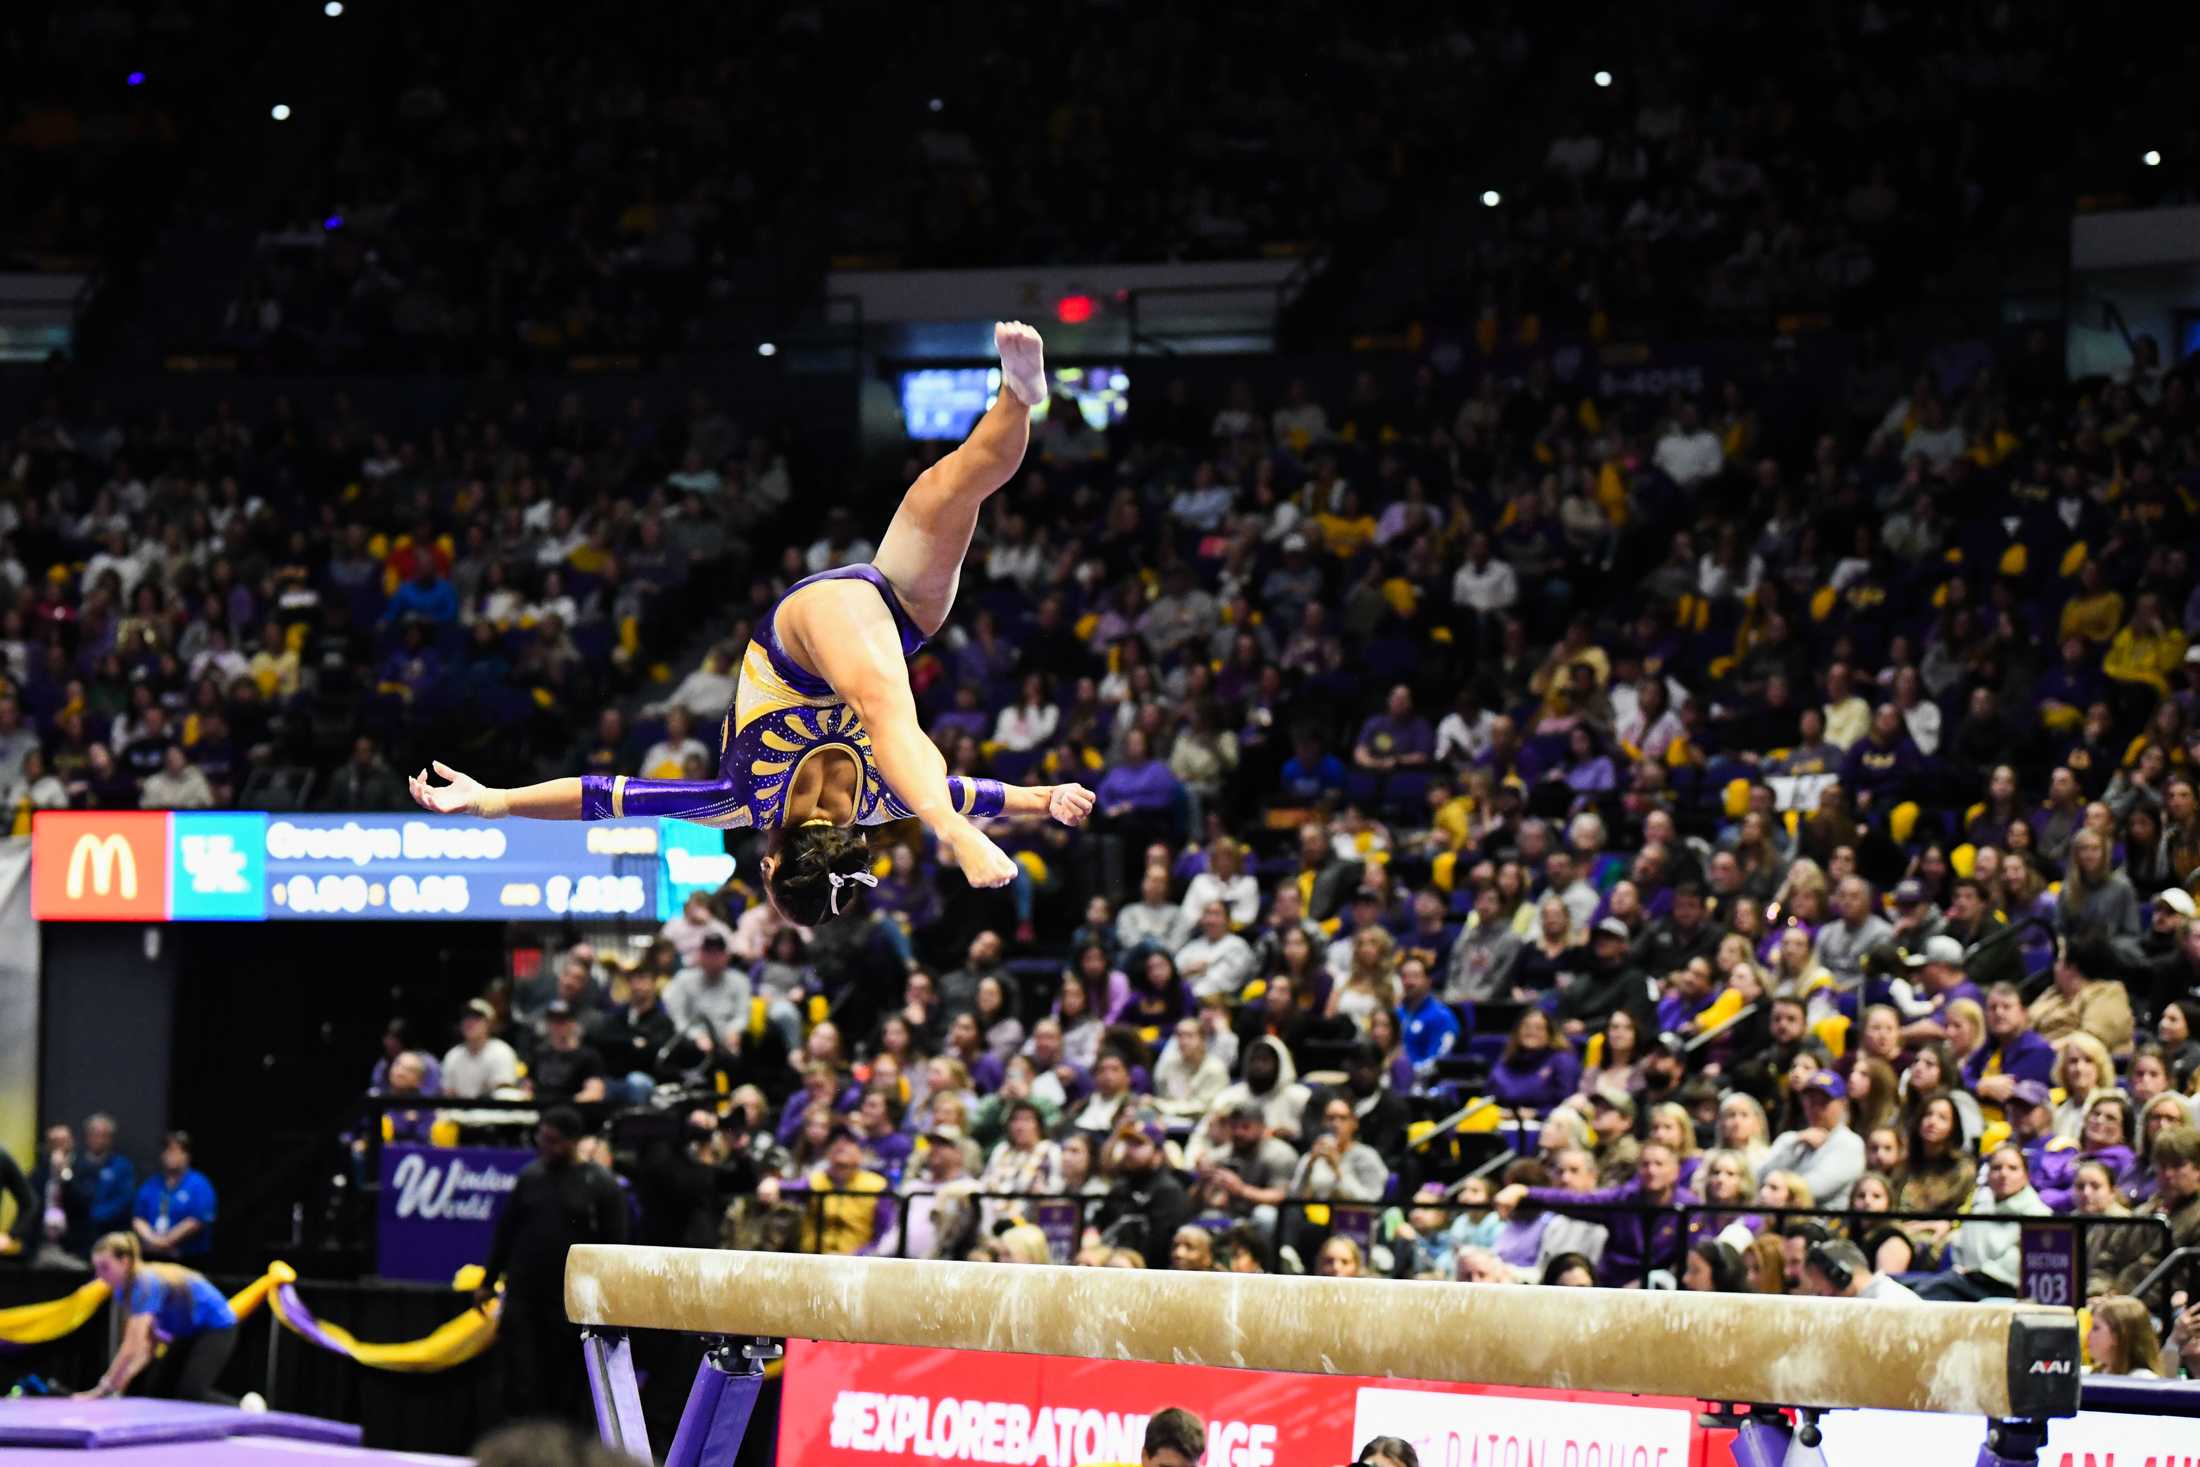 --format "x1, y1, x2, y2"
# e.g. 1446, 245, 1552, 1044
3, 1, 2200, 1464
